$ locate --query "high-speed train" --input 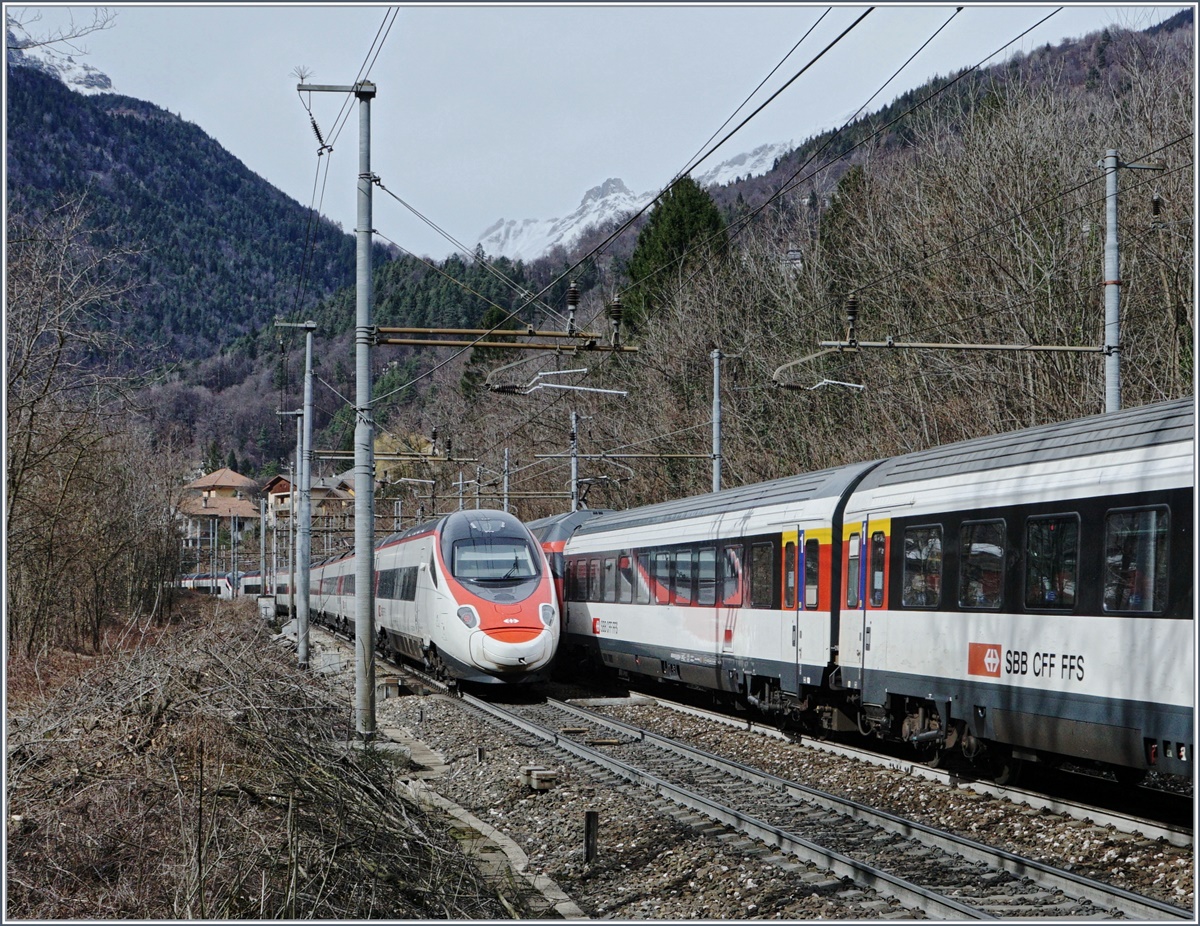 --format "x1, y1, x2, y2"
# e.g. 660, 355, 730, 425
534, 398, 1194, 782
311, 508, 559, 684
